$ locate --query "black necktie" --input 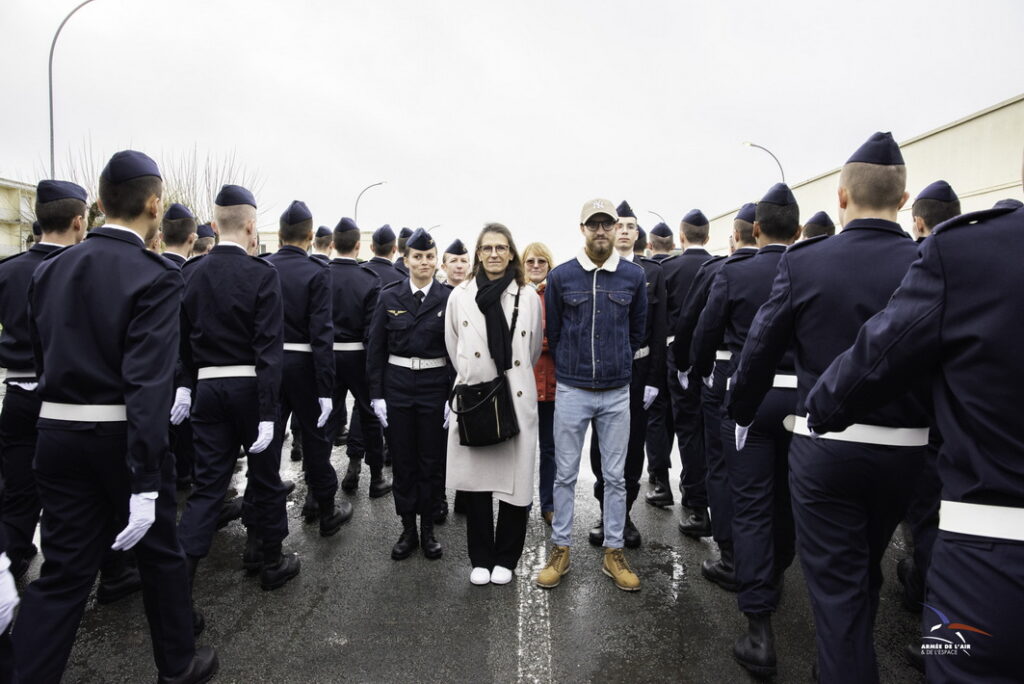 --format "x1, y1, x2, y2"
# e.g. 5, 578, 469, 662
413, 290, 424, 312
